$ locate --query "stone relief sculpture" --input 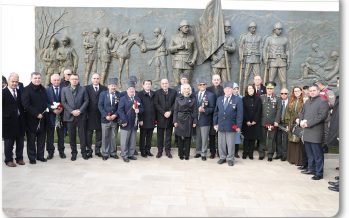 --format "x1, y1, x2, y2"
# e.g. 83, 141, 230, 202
323, 51, 339, 86
42, 37, 60, 86
57, 36, 79, 76
143, 27, 169, 83
263, 22, 290, 89
110, 31, 146, 87
98, 27, 115, 85
168, 20, 198, 84
210, 20, 236, 83
300, 43, 328, 80
239, 21, 262, 92
83, 28, 100, 85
